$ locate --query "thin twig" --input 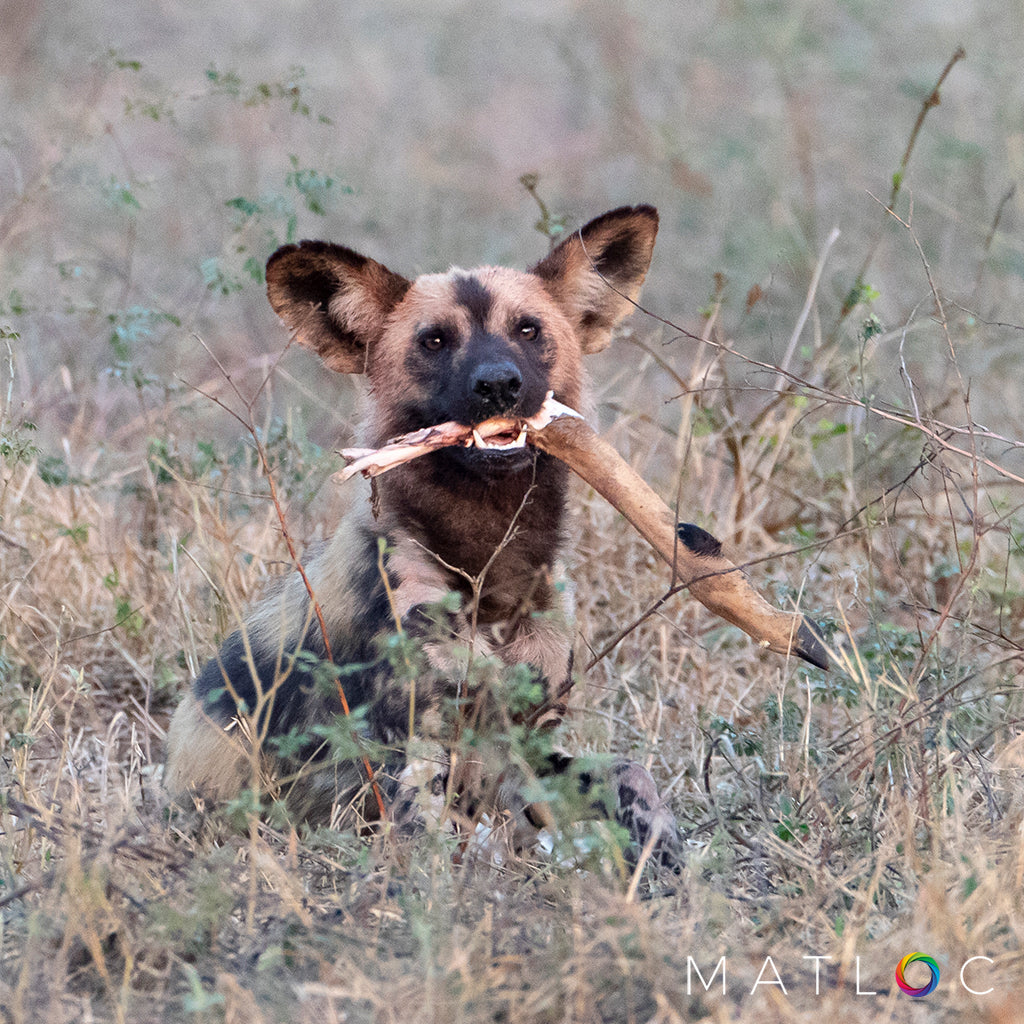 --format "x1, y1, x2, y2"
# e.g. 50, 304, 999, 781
775, 225, 840, 391
184, 336, 387, 819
